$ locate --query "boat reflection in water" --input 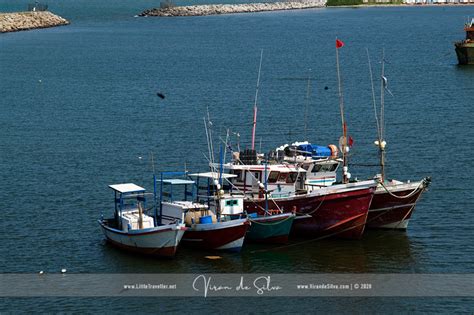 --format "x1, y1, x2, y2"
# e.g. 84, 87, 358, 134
240, 230, 419, 273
